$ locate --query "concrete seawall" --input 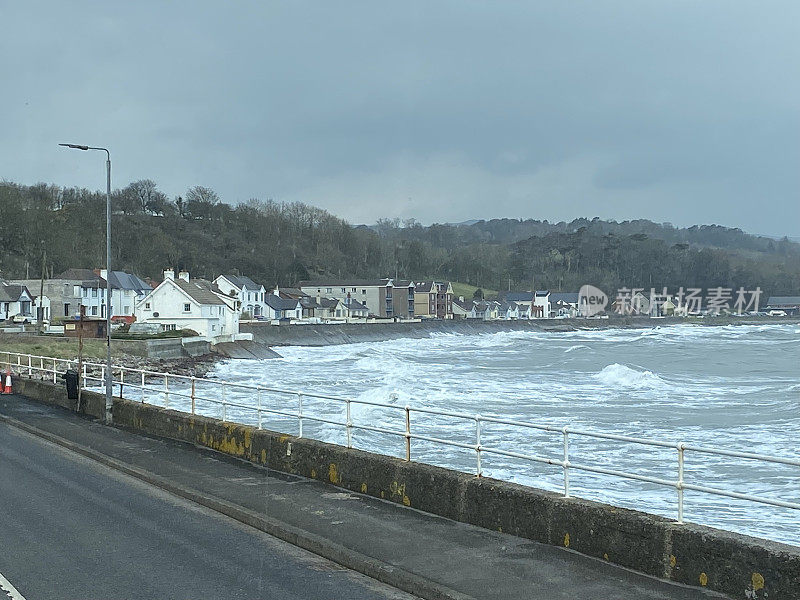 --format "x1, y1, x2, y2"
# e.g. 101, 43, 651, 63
13, 377, 799, 599
242, 316, 800, 347
242, 317, 665, 347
